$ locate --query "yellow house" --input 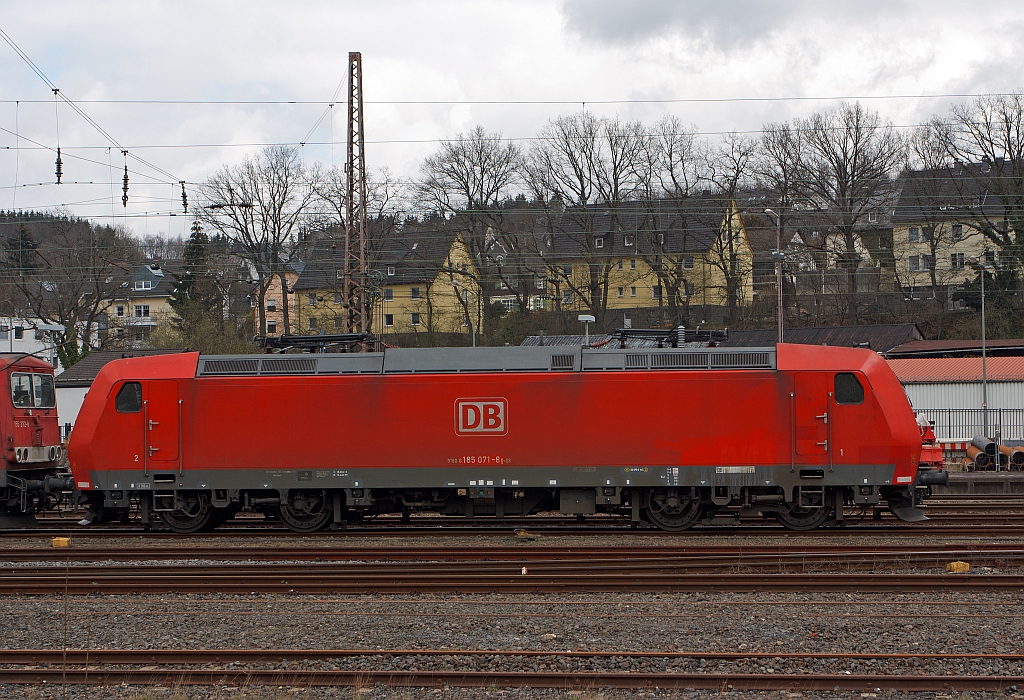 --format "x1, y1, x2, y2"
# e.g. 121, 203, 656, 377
892, 167, 1005, 302
292, 229, 481, 340
107, 262, 180, 348
540, 197, 754, 327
